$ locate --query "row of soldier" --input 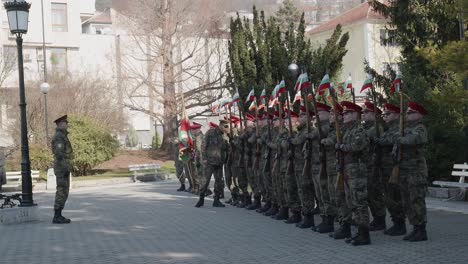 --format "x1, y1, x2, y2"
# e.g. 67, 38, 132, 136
175, 100, 429, 246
